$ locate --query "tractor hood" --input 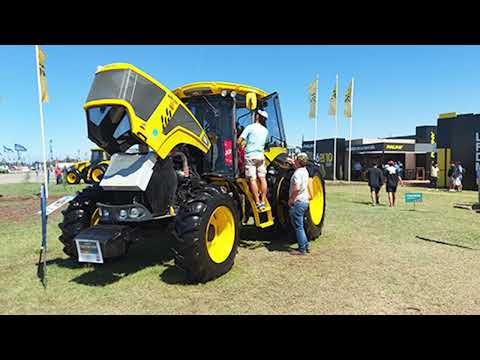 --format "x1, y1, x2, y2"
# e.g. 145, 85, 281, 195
84, 63, 211, 158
